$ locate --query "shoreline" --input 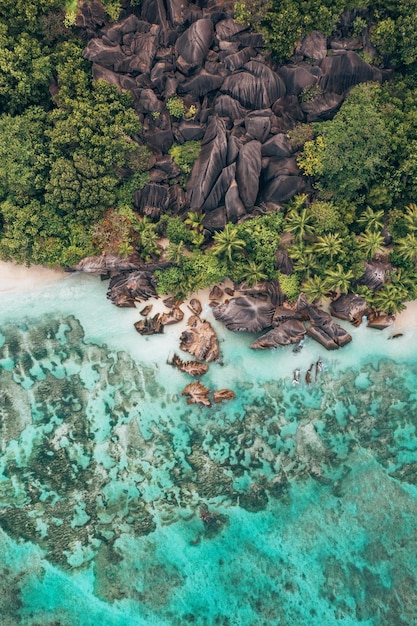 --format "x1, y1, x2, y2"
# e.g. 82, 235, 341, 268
1, 260, 417, 333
